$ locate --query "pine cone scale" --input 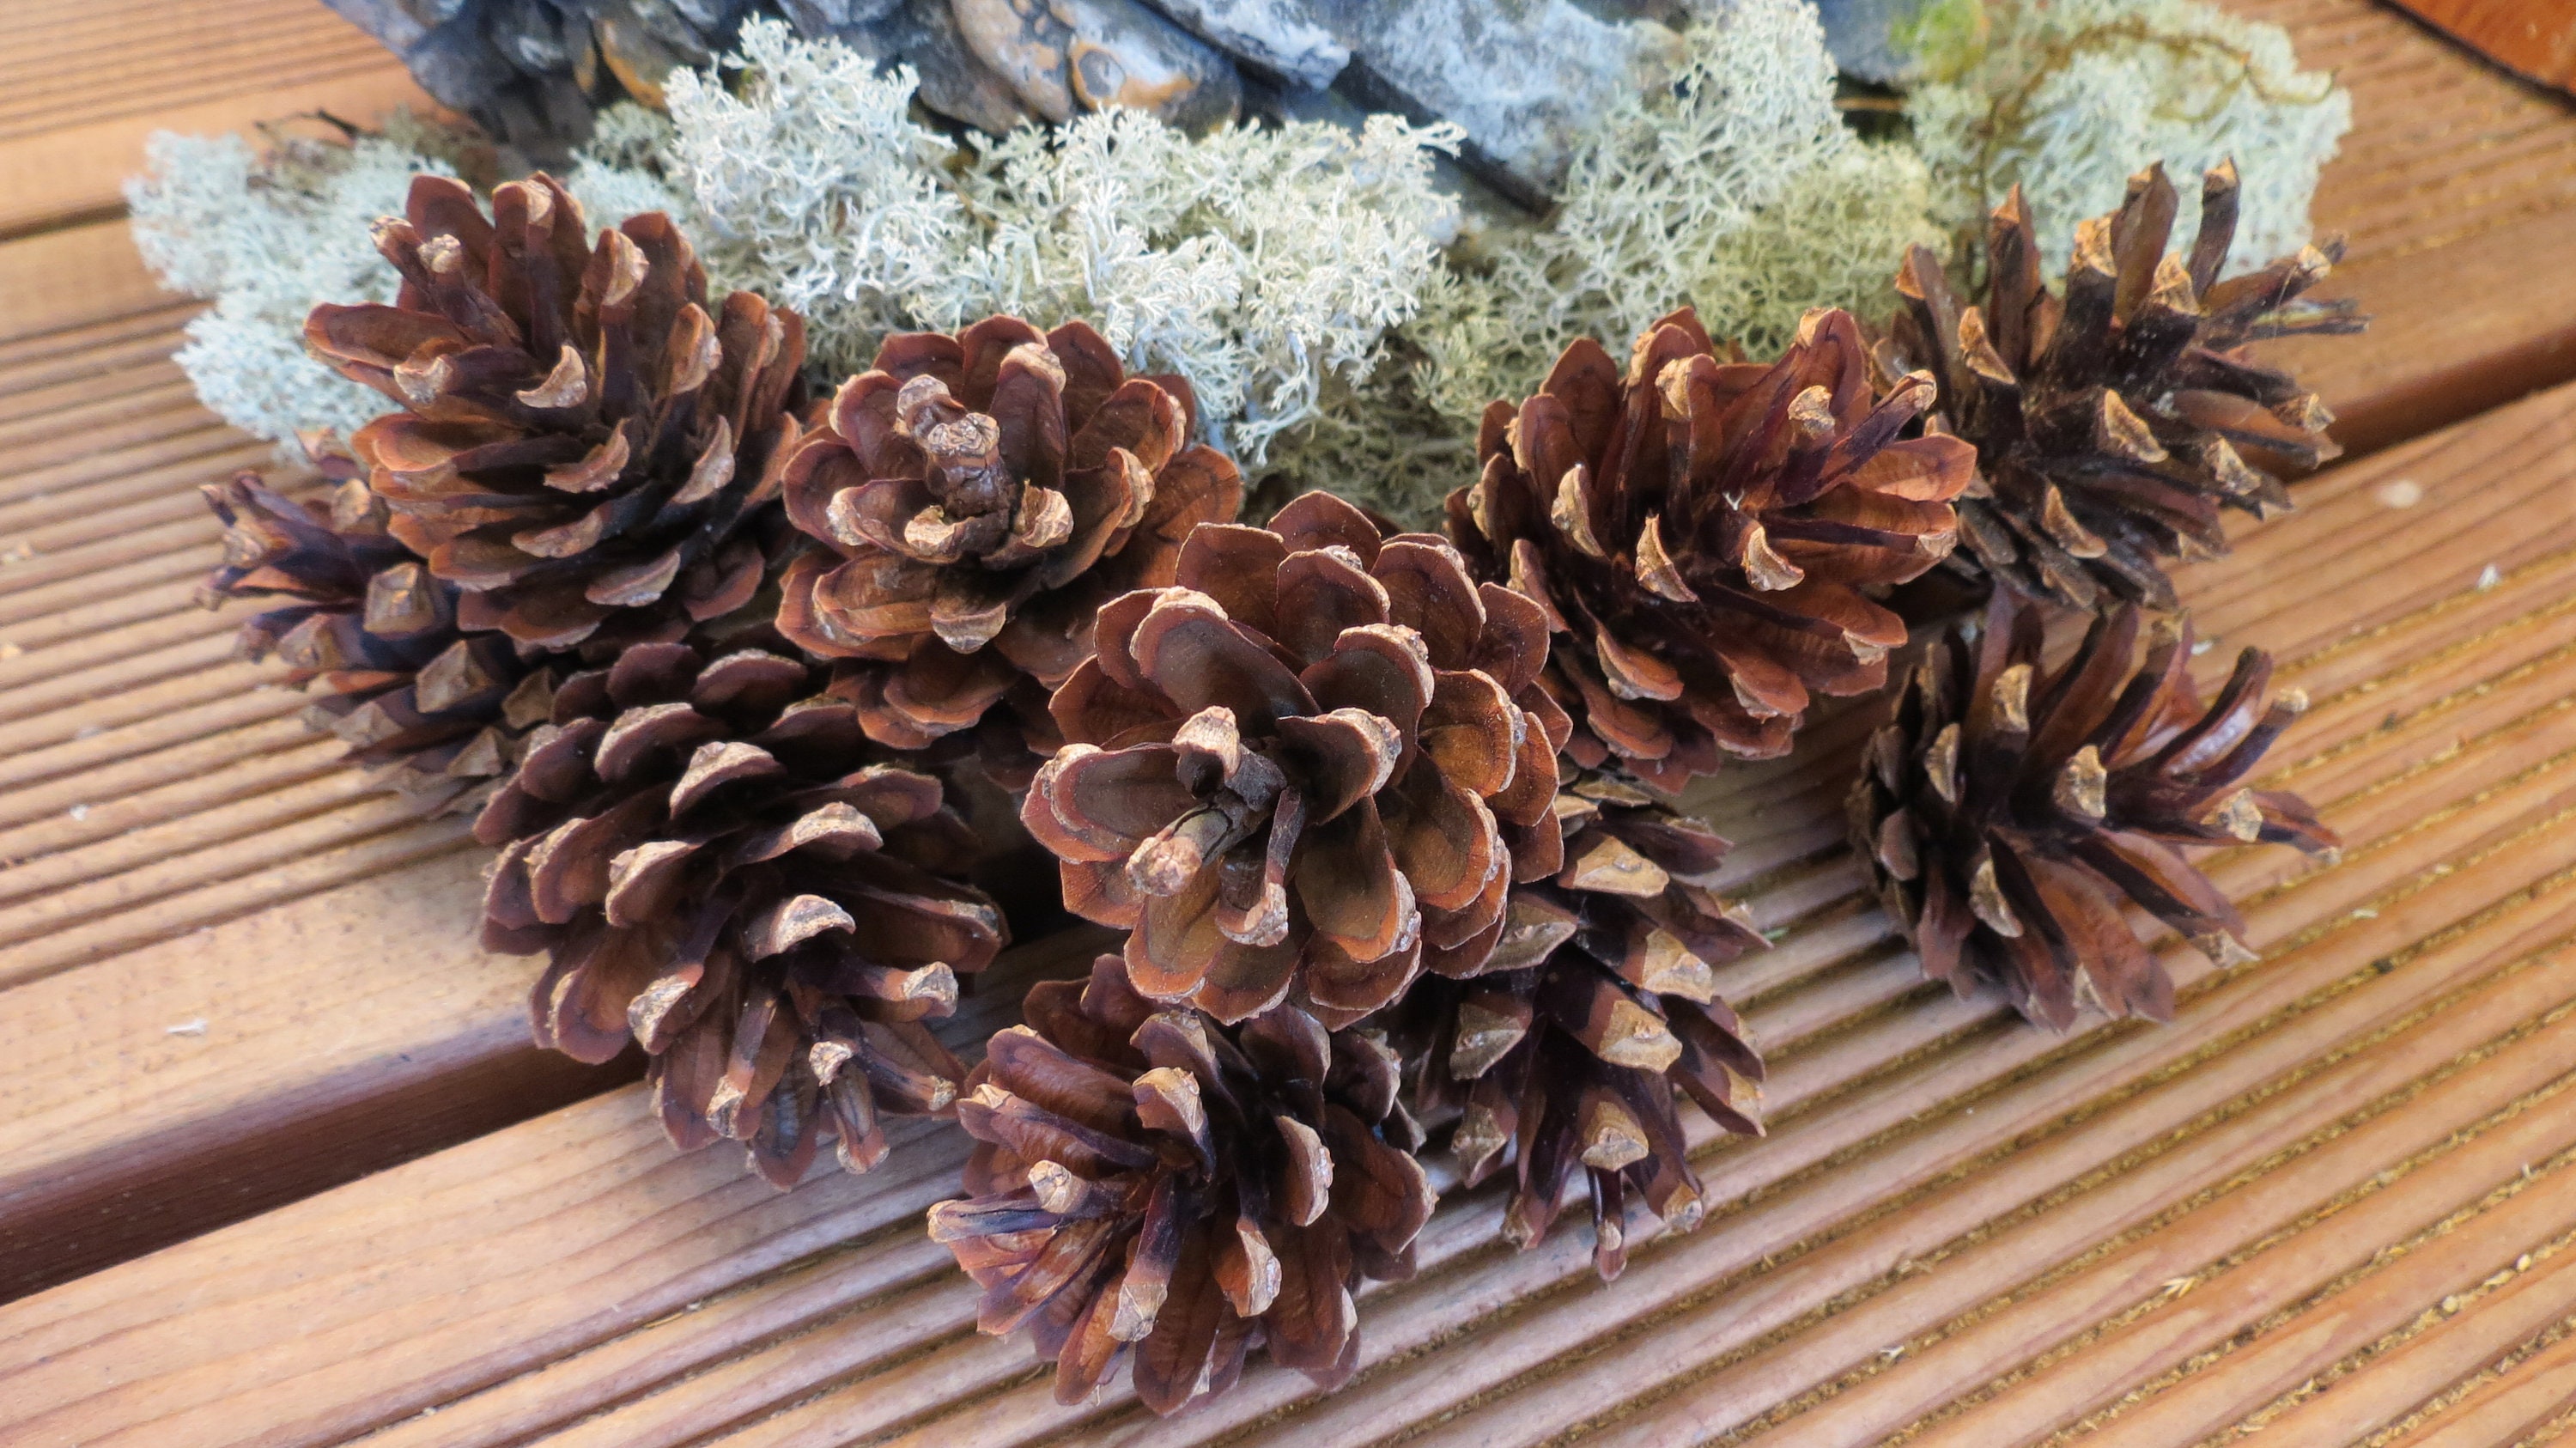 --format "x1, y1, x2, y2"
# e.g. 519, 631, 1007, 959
1392, 765, 1765, 1281
203, 459, 561, 813
1456, 307, 1969, 788
315, 177, 807, 654
1856, 592, 2336, 1029
933, 957, 1425, 1410
472, 636, 1006, 1183
1028, 496, 1557, 1022
1894, 165, 2361, 608
781, 319, 1239, 753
